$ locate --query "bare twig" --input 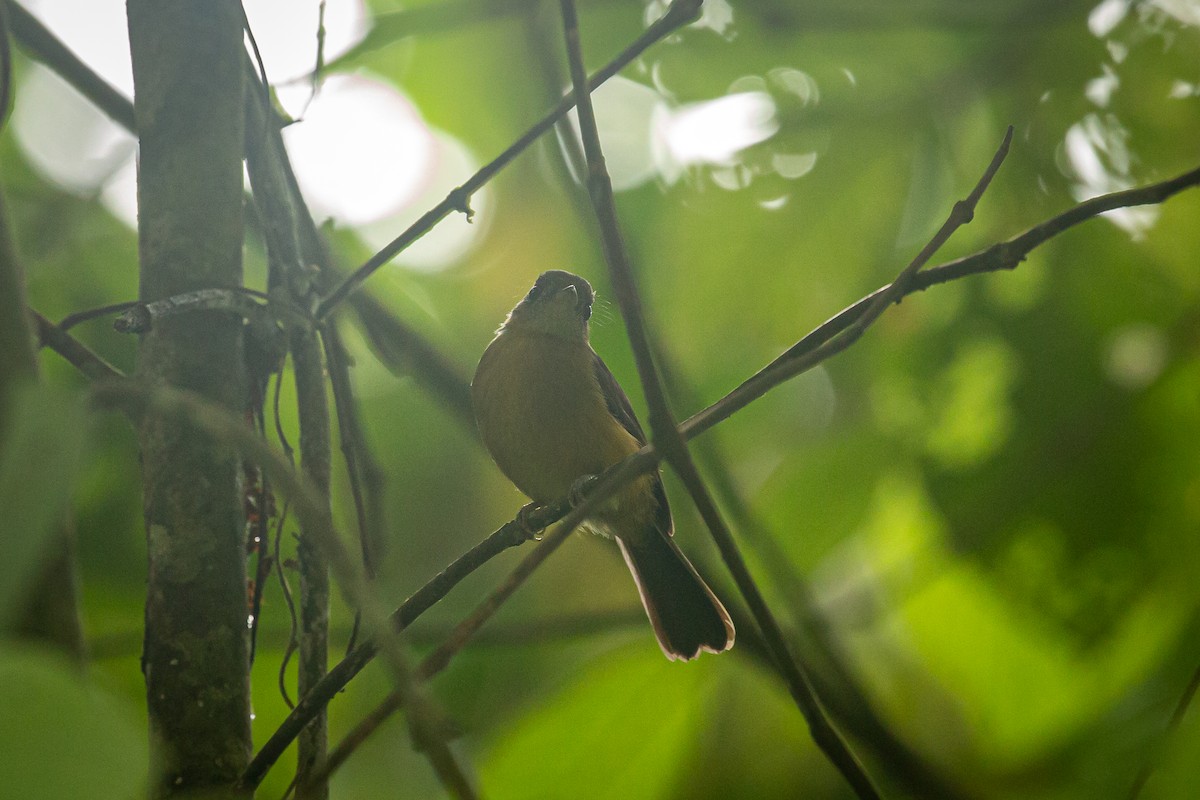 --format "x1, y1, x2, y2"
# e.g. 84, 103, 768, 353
239, 496, 558, 789
0, 1, 14, 136
4, 0, 136, 131
87, 378, 474, 798
270, 365, 302, 708
342, 290, 476, 431
295, 453, 650, 795
319, 322, 385, 655
110, 288, 288, 333
681, 157, 1199, 443
248, 468, 273, 666
58, 301, 141, 333
1127, 658, 1200, 799
313, 0, 703, 319
32, 310, 124, 382
558, 0, 885, 797
240, 158, 1200, 791
321, 325, 383, 579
